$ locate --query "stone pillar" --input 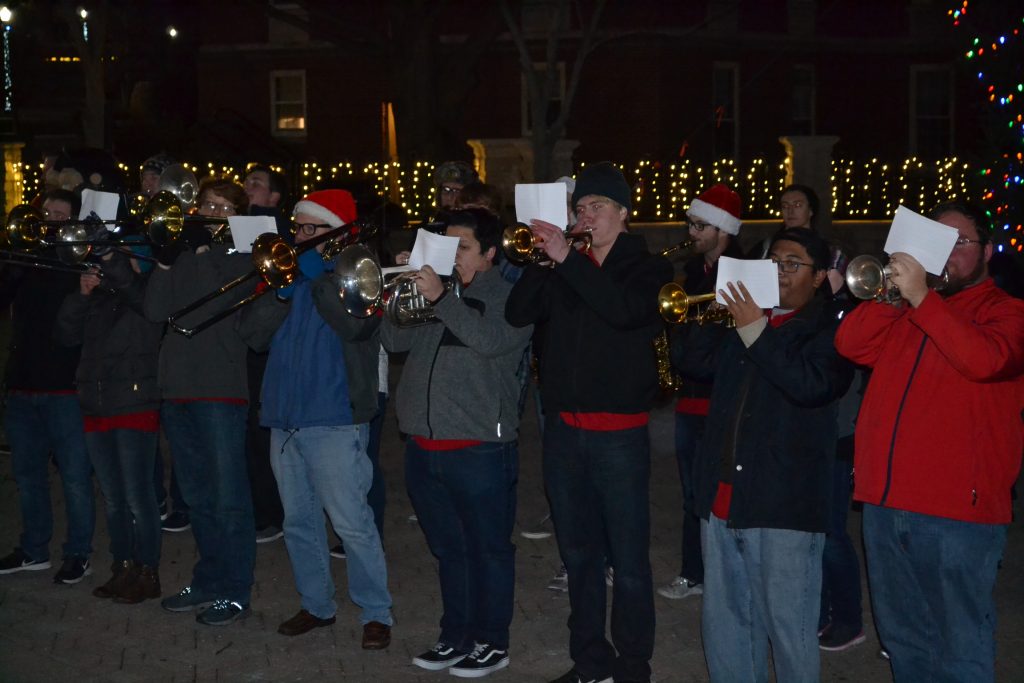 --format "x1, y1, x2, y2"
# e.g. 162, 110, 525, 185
778, 135, 839, 238
2, 141, 23, 215
467, 138, 579, 215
